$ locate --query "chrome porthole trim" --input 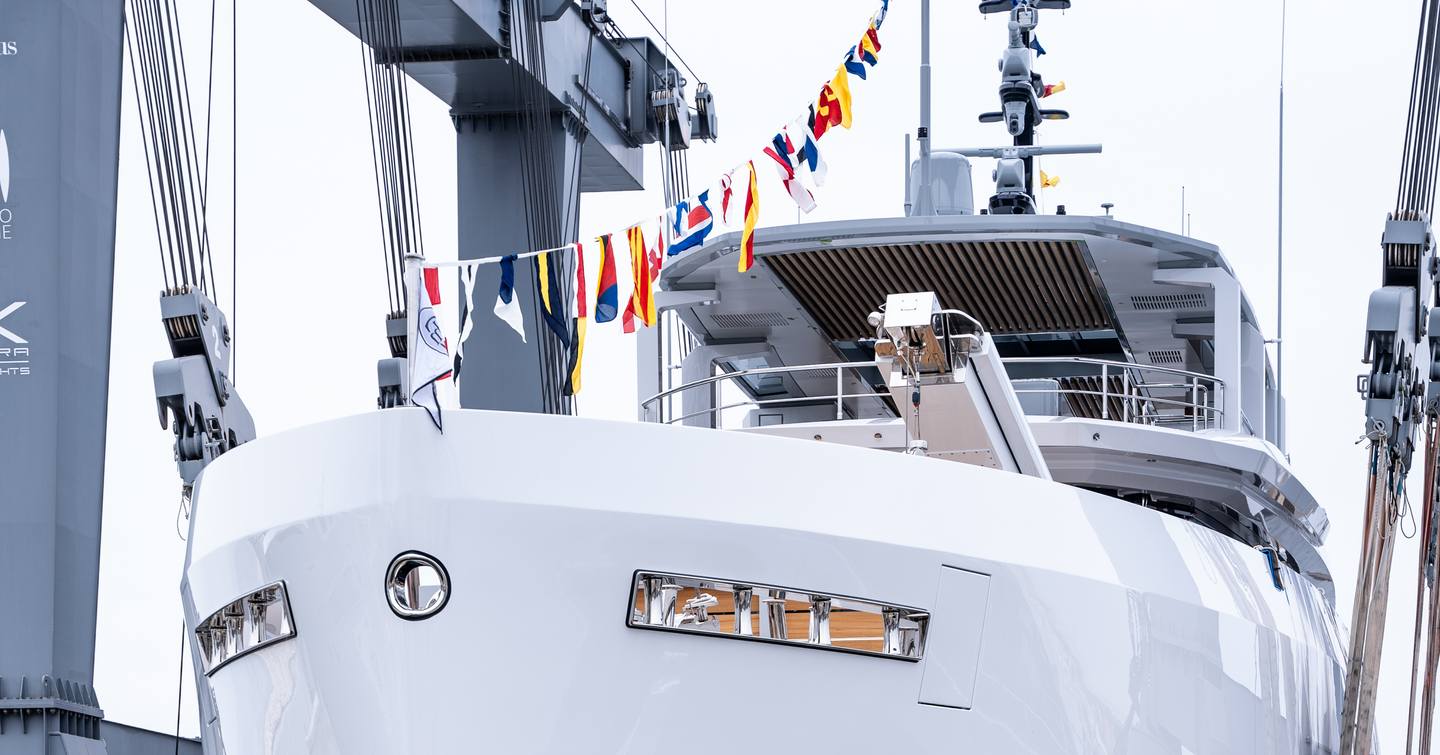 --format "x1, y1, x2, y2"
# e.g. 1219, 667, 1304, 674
386, 550, 451, 620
